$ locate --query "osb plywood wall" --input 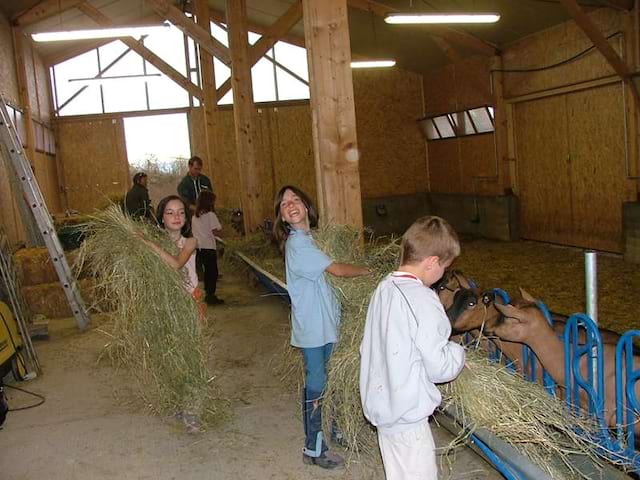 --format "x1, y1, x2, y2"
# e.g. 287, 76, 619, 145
57, 118, 129, 212
352, 68, 427, 198
504, 8, 632, 252
423, 56, 501, 196
502, 8, 621, 98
